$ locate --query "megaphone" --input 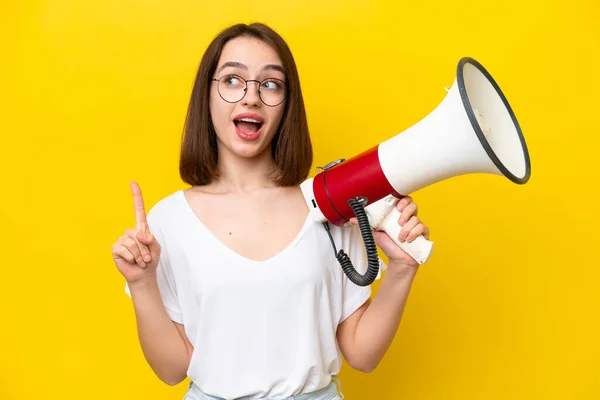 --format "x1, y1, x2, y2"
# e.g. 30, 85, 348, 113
300, 57, 531, 286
